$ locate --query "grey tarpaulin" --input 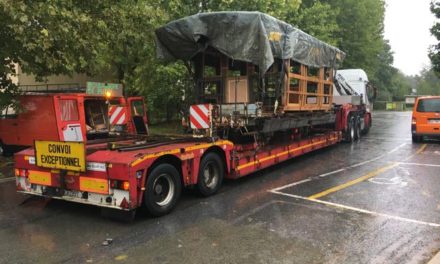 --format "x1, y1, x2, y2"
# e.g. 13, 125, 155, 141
155, 11, 345, 74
